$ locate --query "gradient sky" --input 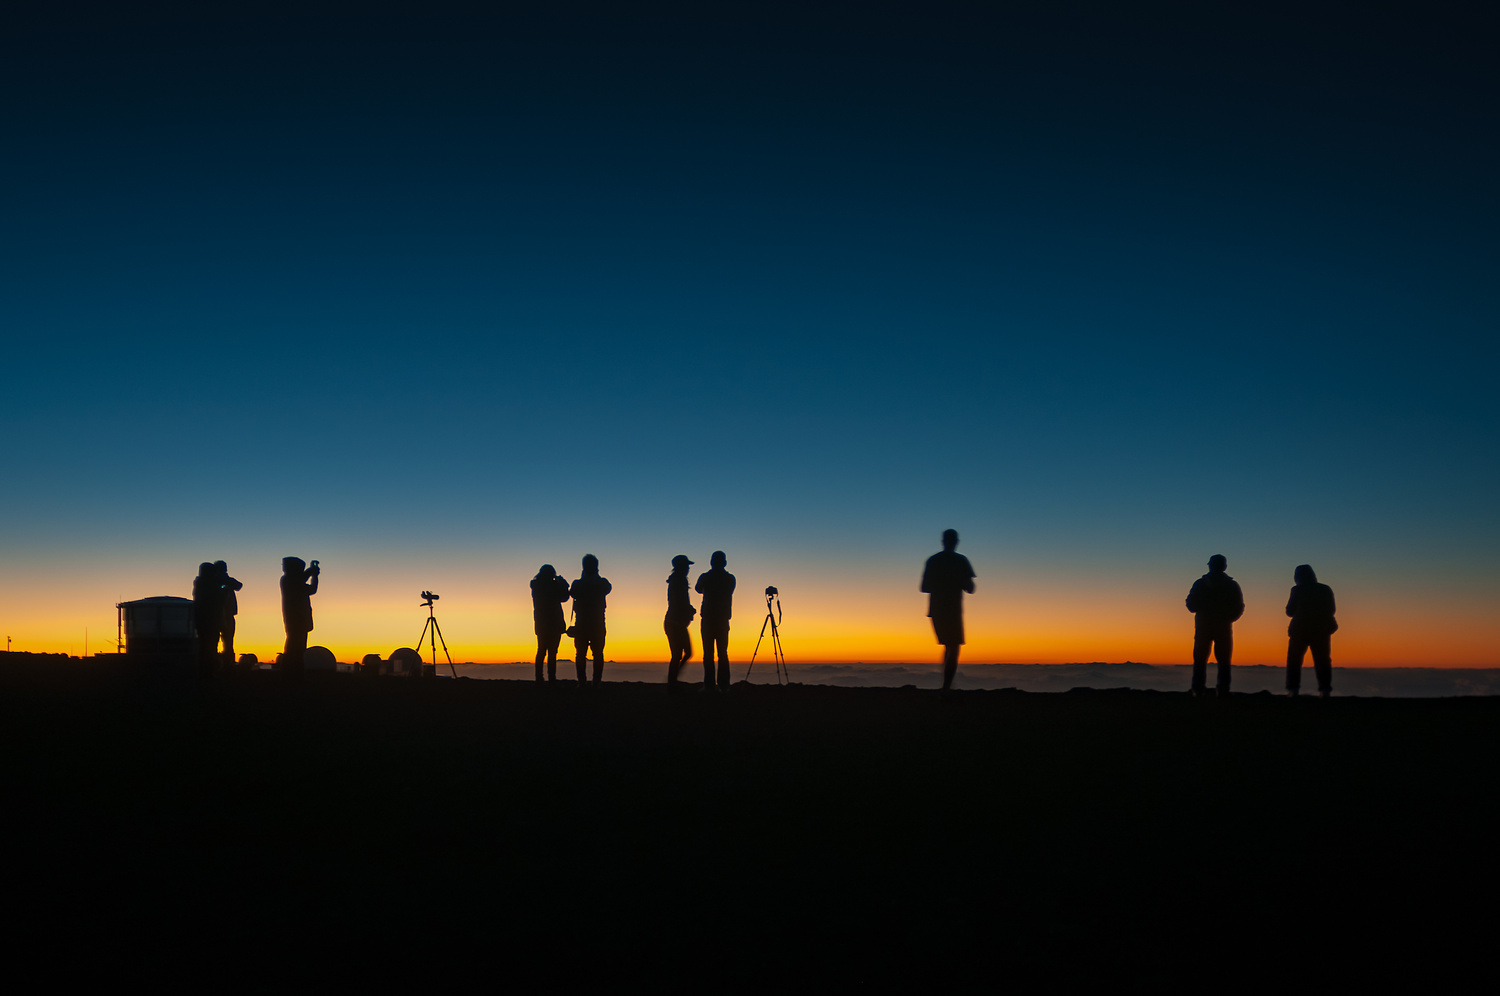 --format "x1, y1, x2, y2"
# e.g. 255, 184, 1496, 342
3, 2, 1496, 666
